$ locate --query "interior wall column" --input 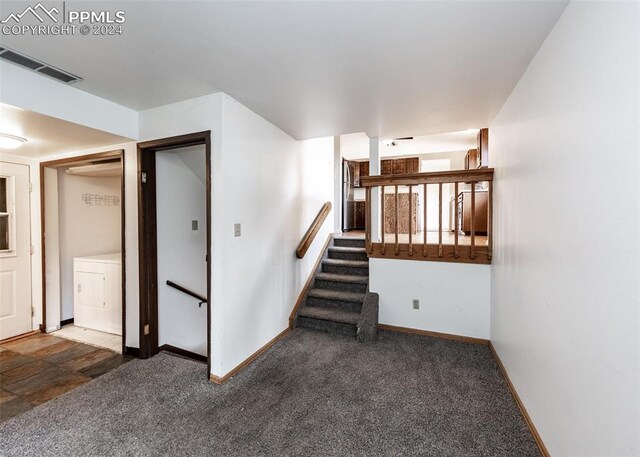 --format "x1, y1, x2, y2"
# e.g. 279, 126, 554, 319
369, 137, 380, 241
333, 136, 342, 233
